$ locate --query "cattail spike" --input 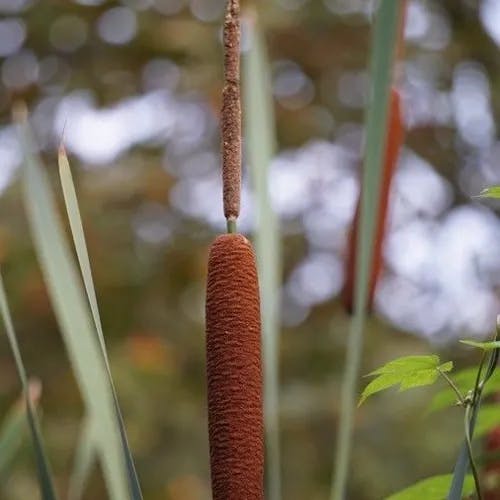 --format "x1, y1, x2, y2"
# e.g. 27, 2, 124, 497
343, 88, 404, 314
222, 0, 242, 222
205, 234, 264, 499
